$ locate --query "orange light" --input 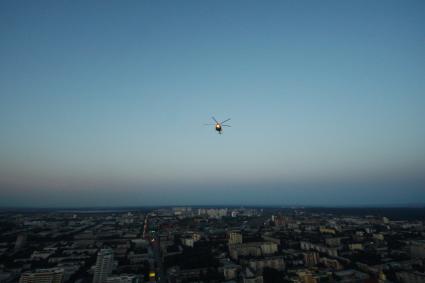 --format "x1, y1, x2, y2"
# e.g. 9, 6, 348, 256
149, 272, 156, 278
